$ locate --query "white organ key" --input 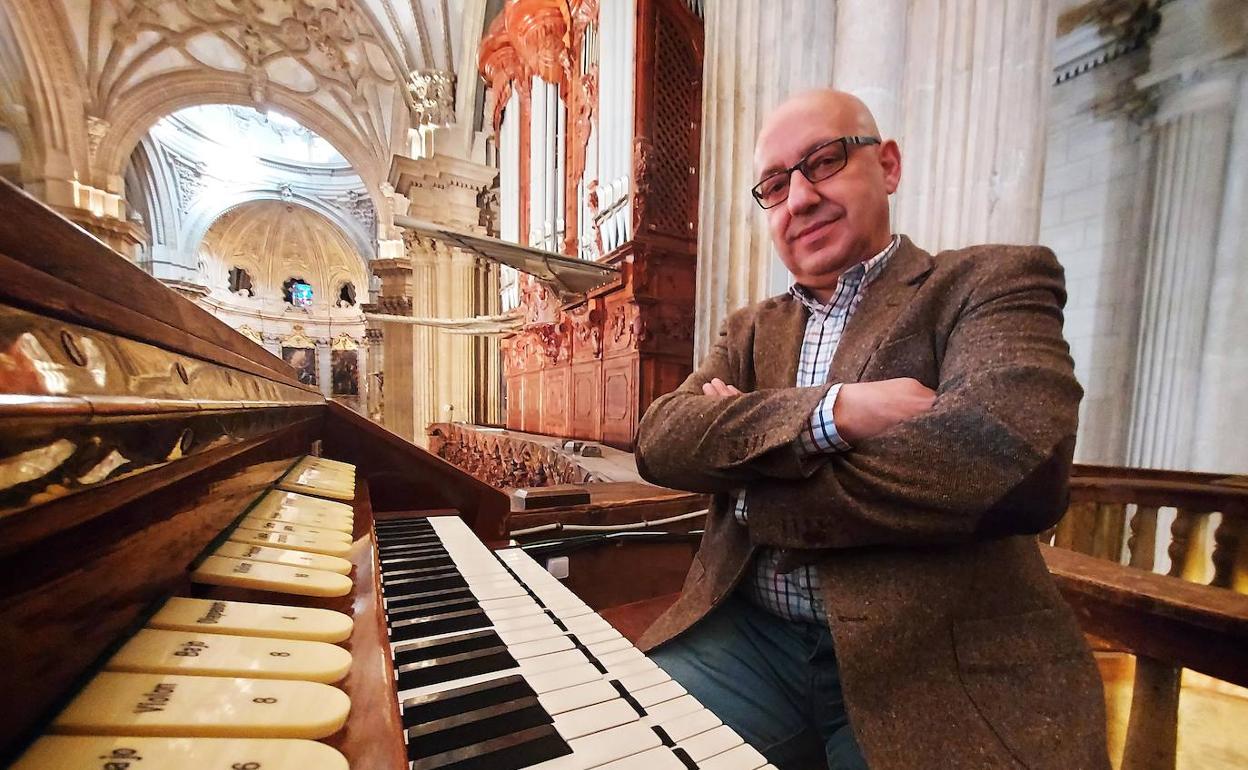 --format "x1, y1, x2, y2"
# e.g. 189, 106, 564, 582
585, 636, 633, 657
643, 694, 704, 724
678, 725, 746, 764
615, 667, 670, 693
552, 698, 640, 740
631, 679, 686, 709
525, 664, 603, 694
537, 680, 620, 716
509, 635, 575, 660
648, 706, 721, 742
698, 742, 769, 770
518, 648, 590, 676
495, 619, 566, 646
598, 746, 687, 770
577, 627, 624, 646
528, 721, 663, 770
